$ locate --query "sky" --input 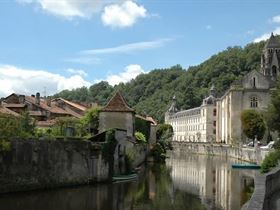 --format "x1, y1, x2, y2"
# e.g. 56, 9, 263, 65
0, 0, 280, 97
